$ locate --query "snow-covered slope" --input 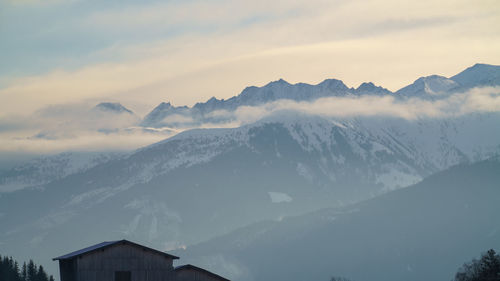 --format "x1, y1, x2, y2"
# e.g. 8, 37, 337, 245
396, 63, 500, 98
451, 63, 500, 88
396, 75, 460, 98
0, 152, 122, 193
